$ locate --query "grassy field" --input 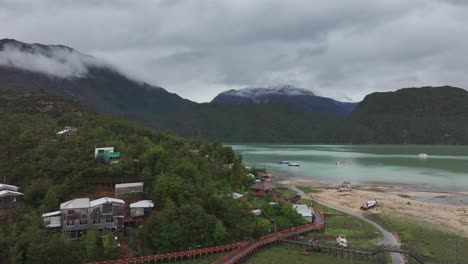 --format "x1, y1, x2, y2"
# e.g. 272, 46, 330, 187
304, 202, 383, 250
296, 186, 320, 194
244, 244, 379, 264
273, 188, 298, 198
366, 211, 467, 262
